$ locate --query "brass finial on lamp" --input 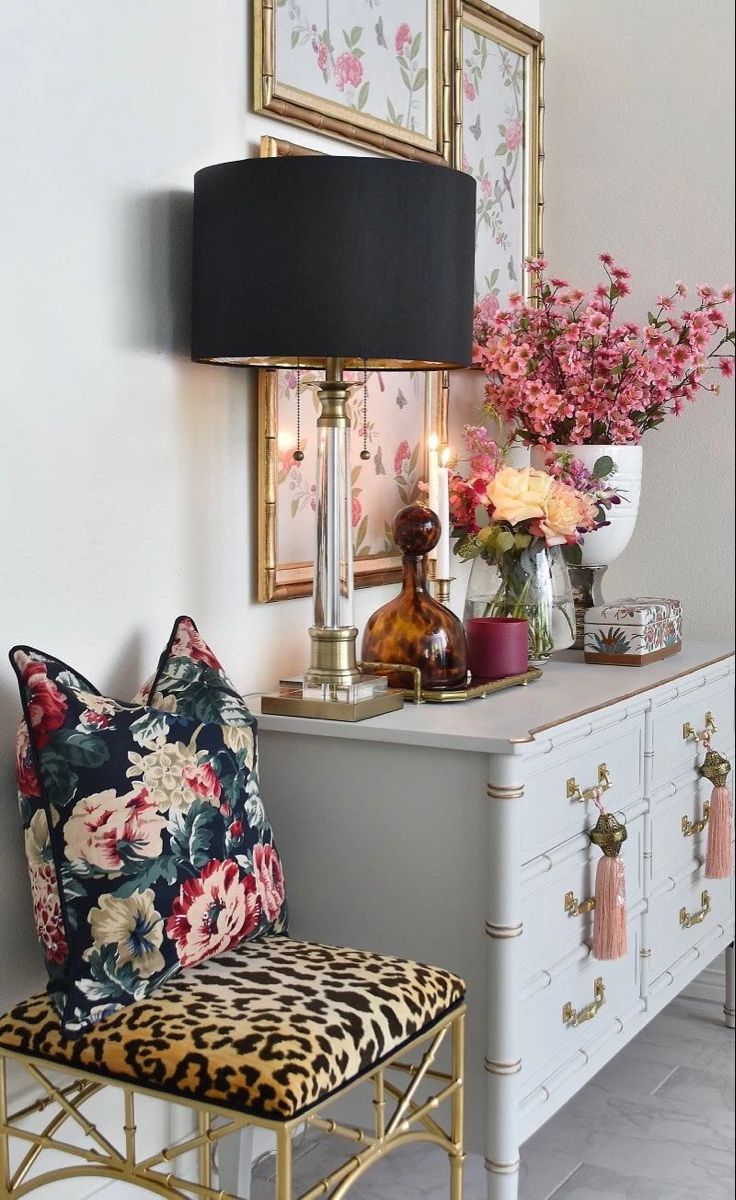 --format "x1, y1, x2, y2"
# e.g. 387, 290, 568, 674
191, 156, 476, 720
